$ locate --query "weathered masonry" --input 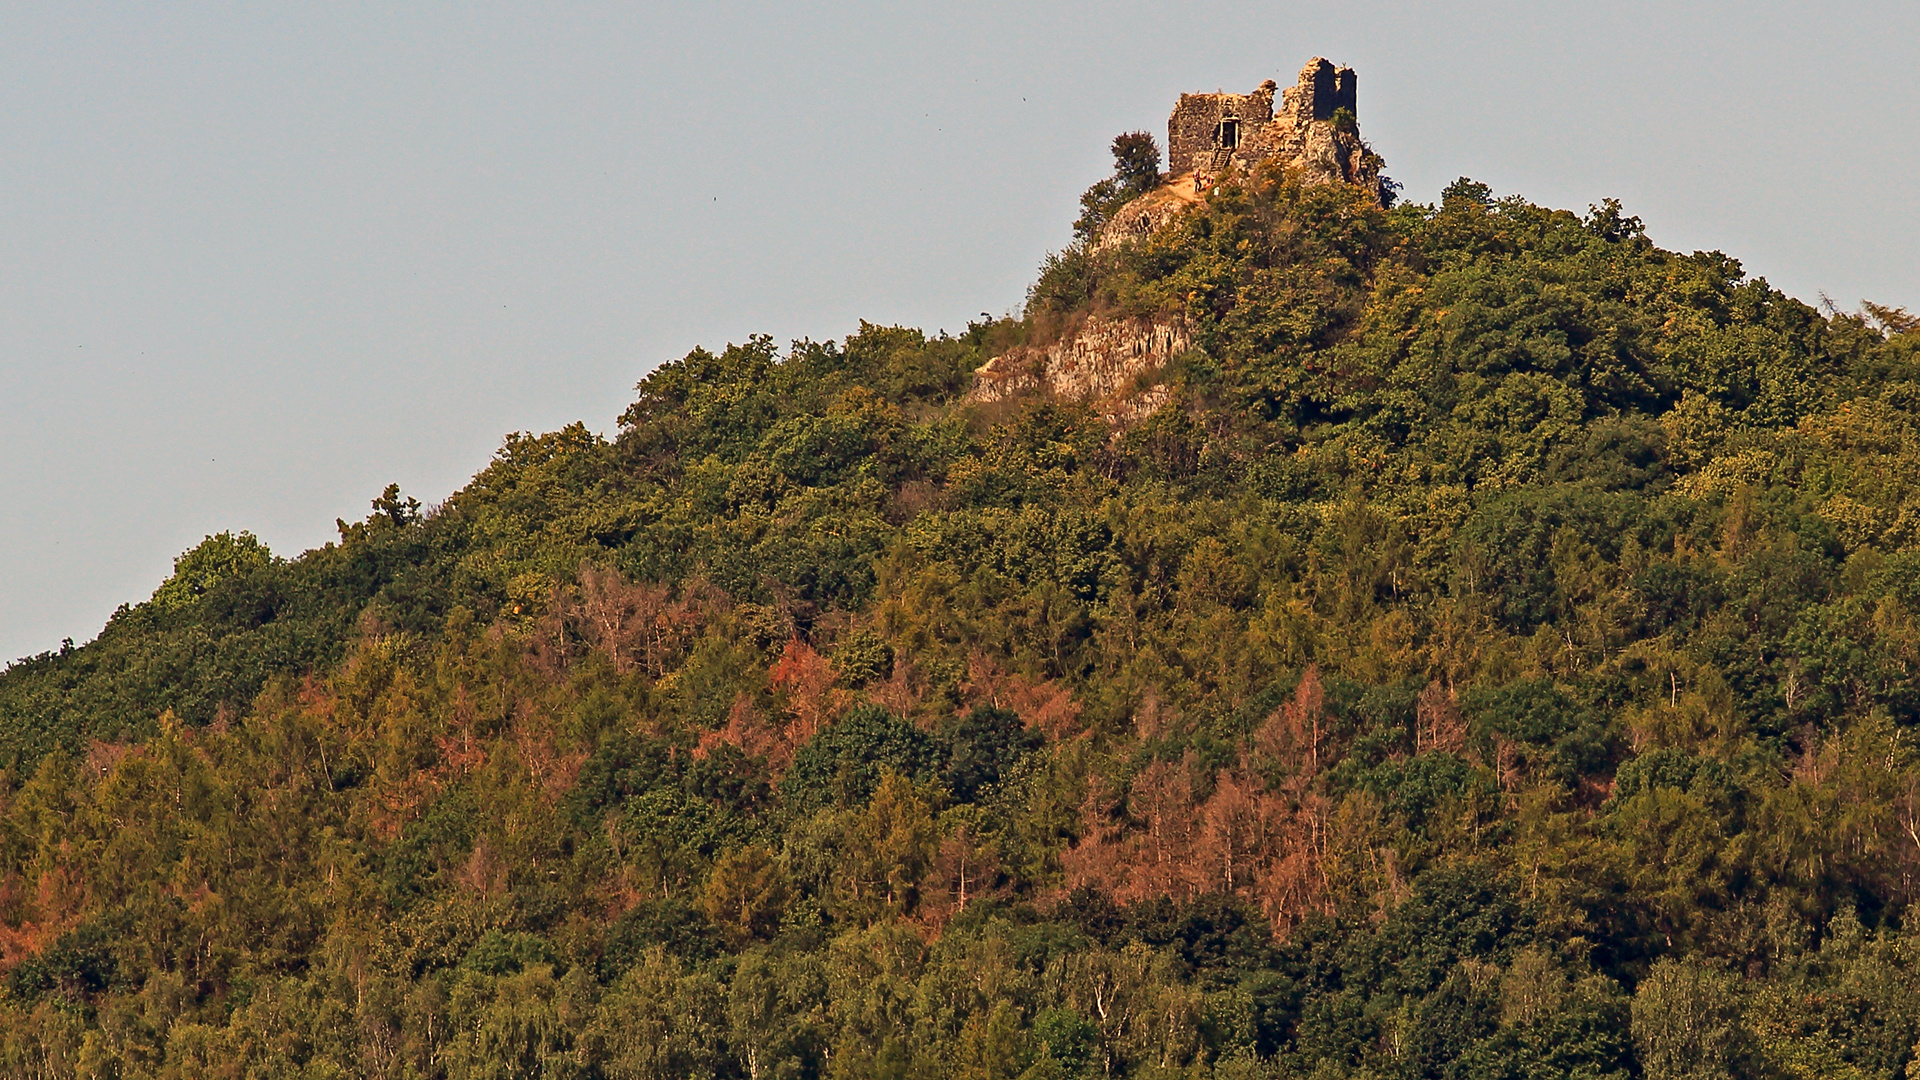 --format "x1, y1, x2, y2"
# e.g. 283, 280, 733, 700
1166, 57, 1369, 185
1092, 58, 1384, 254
